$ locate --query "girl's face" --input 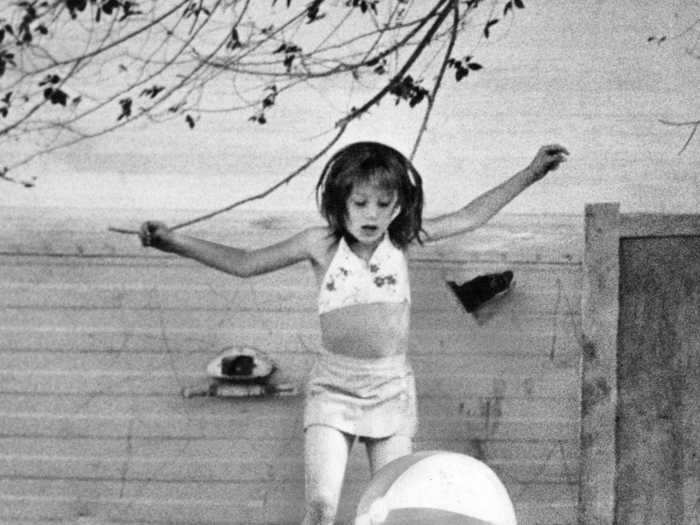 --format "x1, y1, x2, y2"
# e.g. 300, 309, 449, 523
344, 181, 400, 245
